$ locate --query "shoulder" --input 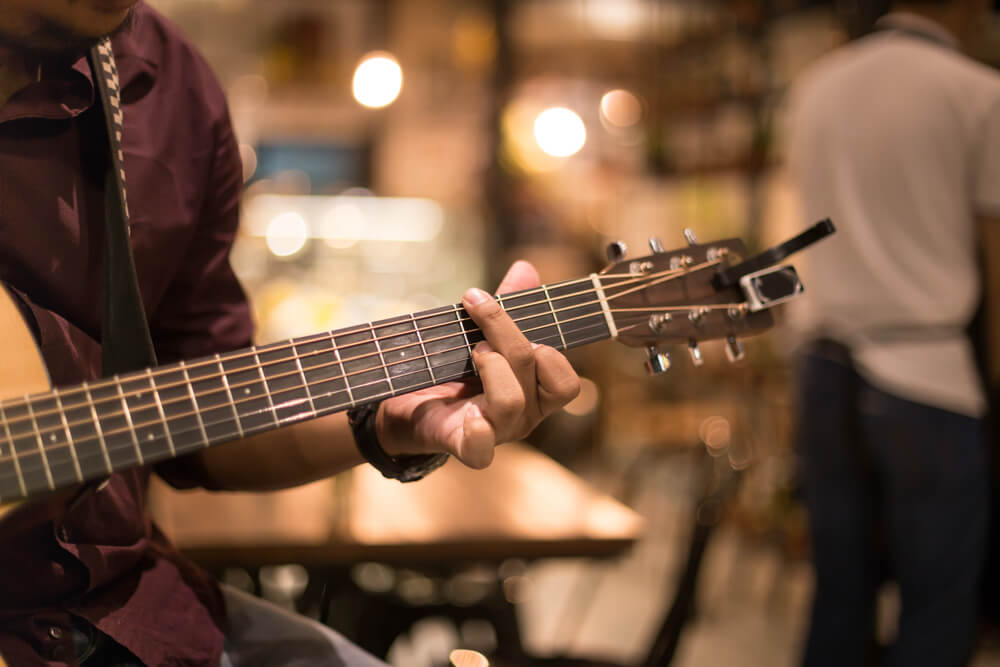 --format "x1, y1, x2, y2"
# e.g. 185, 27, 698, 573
114, 2, 229, 122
